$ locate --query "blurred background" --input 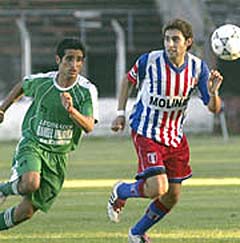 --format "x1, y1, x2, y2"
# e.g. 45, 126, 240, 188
0, 0, 239, 139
